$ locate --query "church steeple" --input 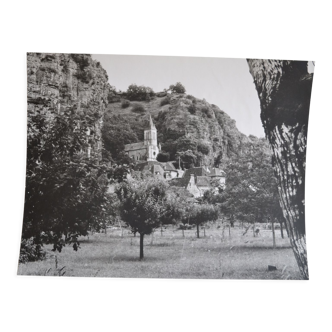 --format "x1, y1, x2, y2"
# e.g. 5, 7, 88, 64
149, 114, 156, 130
144, 114, 159, 161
